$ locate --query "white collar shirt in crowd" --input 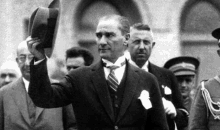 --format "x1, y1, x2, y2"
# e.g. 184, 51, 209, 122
102, 55, 126, 84
129, 59, 149, 72
23, 77, 29, 92
124, 51, 149, 72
